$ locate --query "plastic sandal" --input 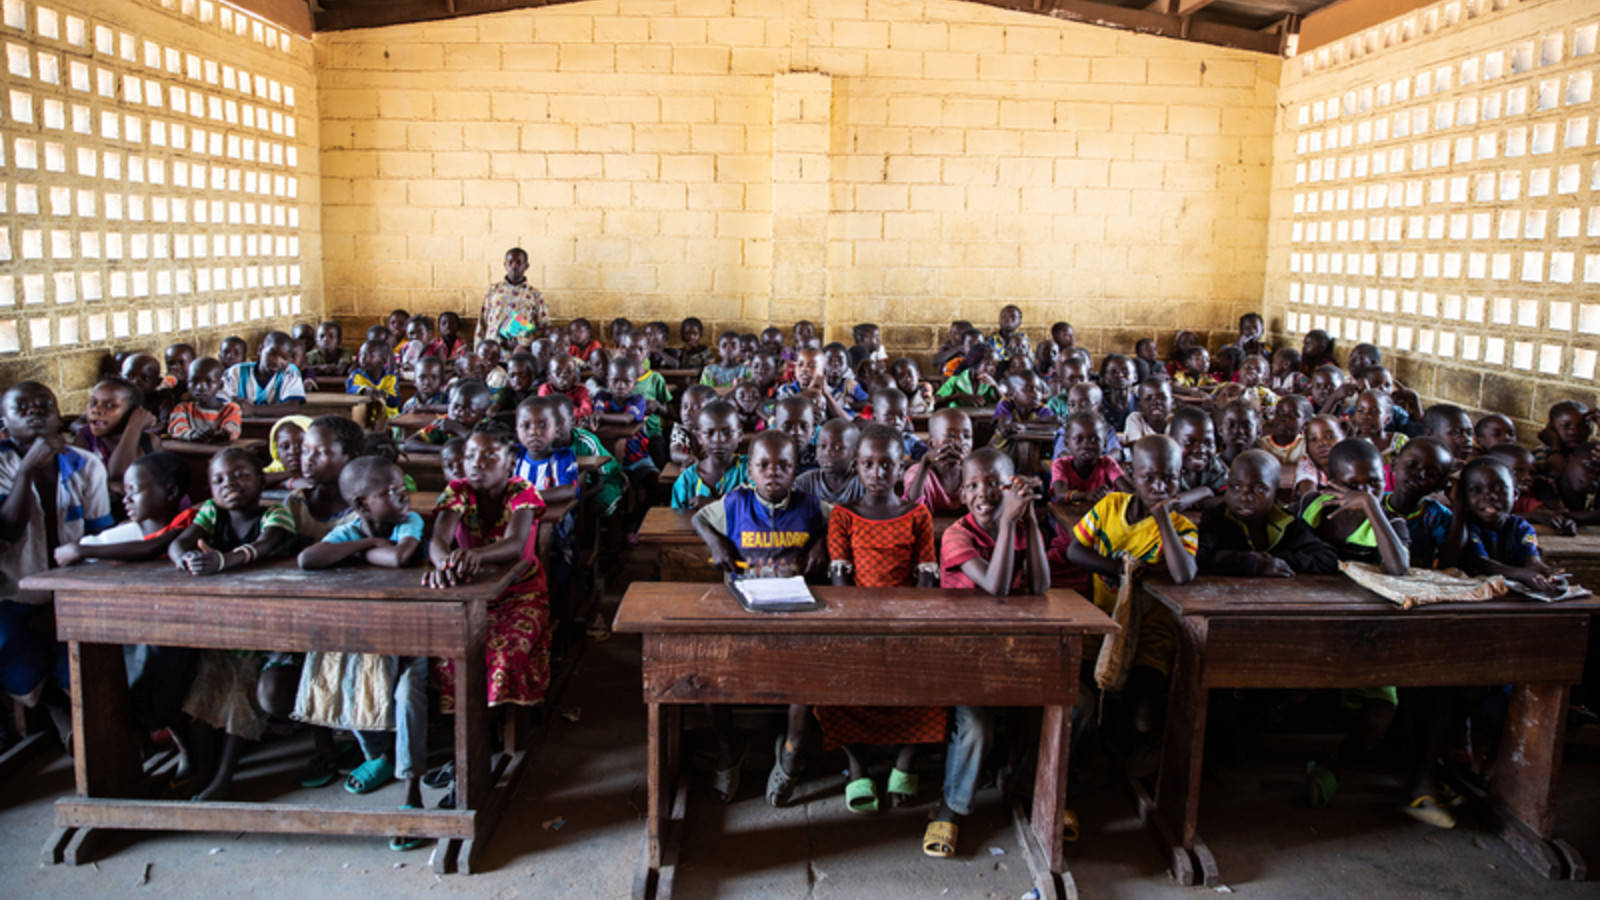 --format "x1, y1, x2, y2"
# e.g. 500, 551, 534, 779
922, 819, 958, 858
1402, 795, 1457, 829
345, 756, 395, 795
887, 768, 919, 807
422, 761, 454, 790
1062, 809, 1080, 844
845, 776, 879, 815
1305, 760, 1338, 808
299, 753, 341, 789
390, 804, 426, 851
765, 736, 797, 808
710, 743, 745, 804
